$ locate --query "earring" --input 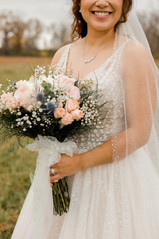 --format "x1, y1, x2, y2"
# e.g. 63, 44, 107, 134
79, 9, 81, 13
